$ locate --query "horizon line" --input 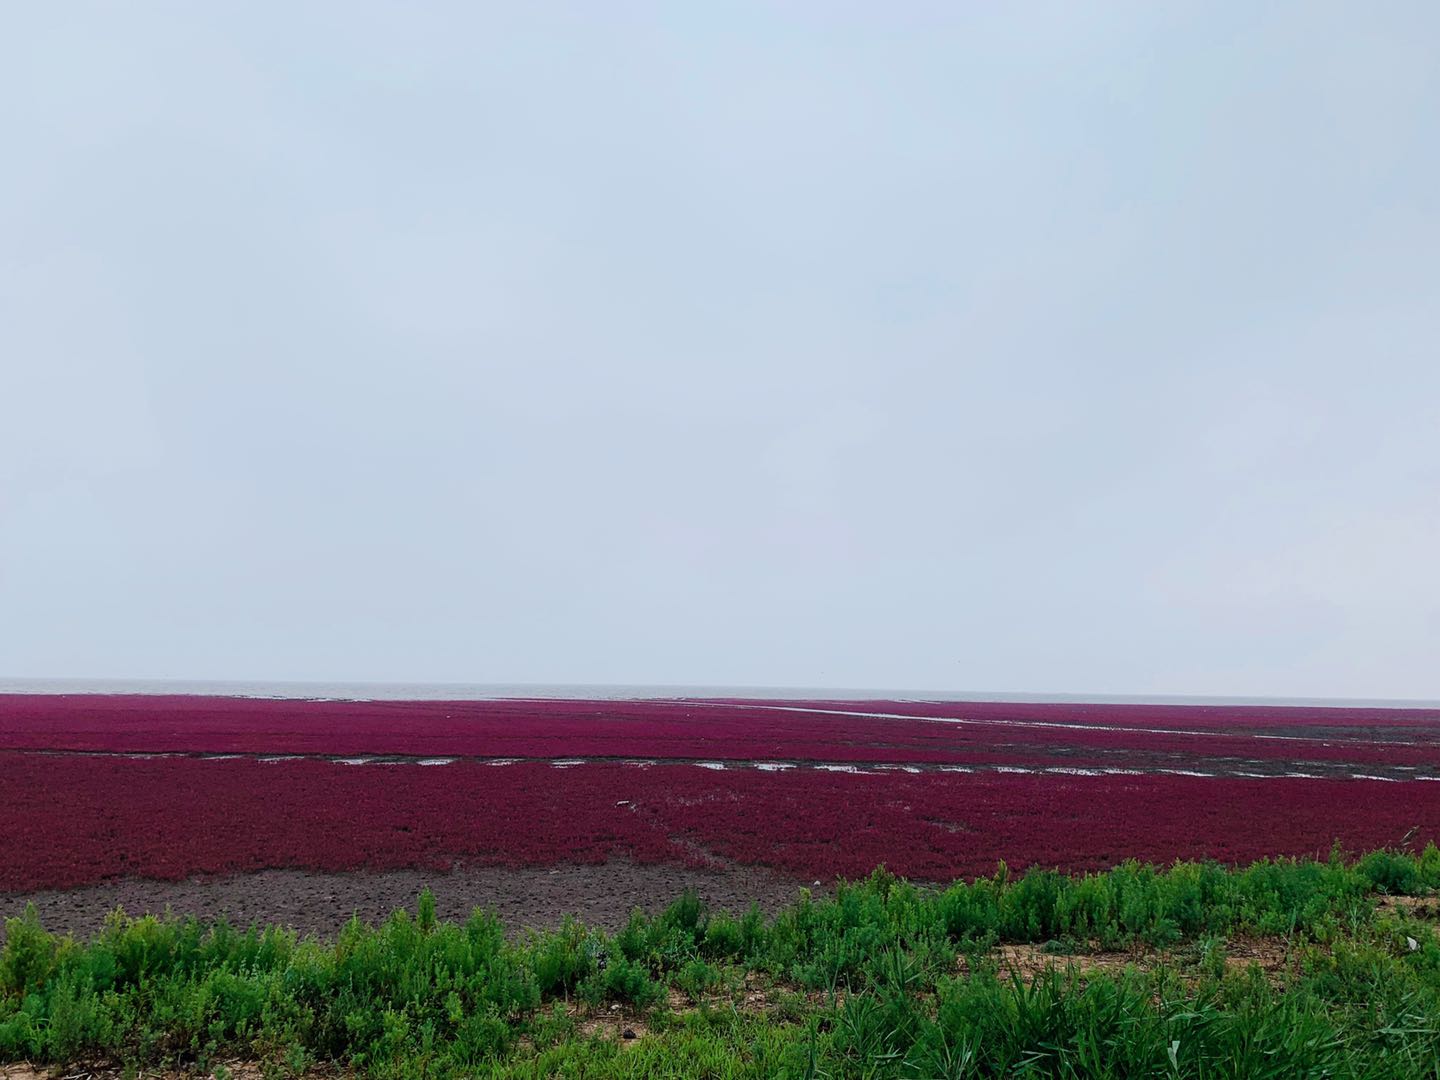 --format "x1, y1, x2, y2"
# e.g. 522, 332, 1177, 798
2, 677, 1437, 710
